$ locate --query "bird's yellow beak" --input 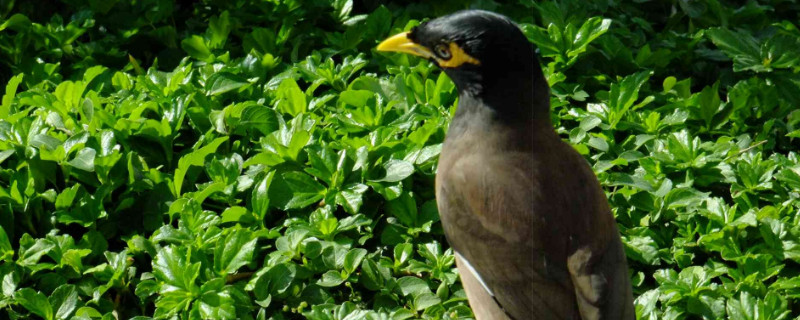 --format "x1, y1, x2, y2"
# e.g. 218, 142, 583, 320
377, 32, 434, 59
